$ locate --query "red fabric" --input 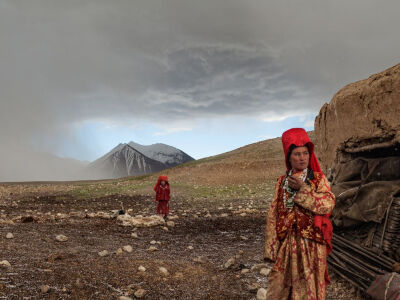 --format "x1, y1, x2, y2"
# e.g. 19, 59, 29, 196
153, 175, 169, 191
281, 128, 333, 255
157, 200, 170, 216
154, 175, 170, 202
275, 175, 325, 244
281, 128, 321, 173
